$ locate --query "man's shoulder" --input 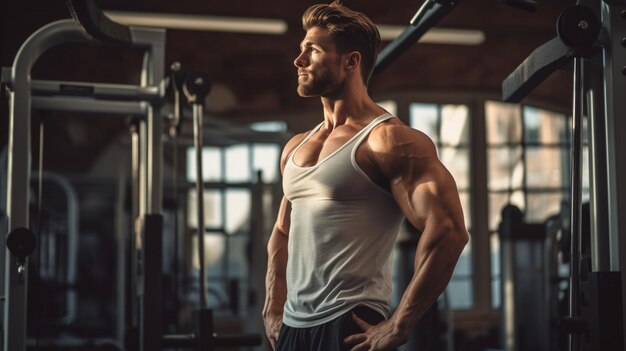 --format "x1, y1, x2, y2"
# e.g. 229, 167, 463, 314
283, 130, 310, 154
368, 118, 437, 156
279, 130, 314, 169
